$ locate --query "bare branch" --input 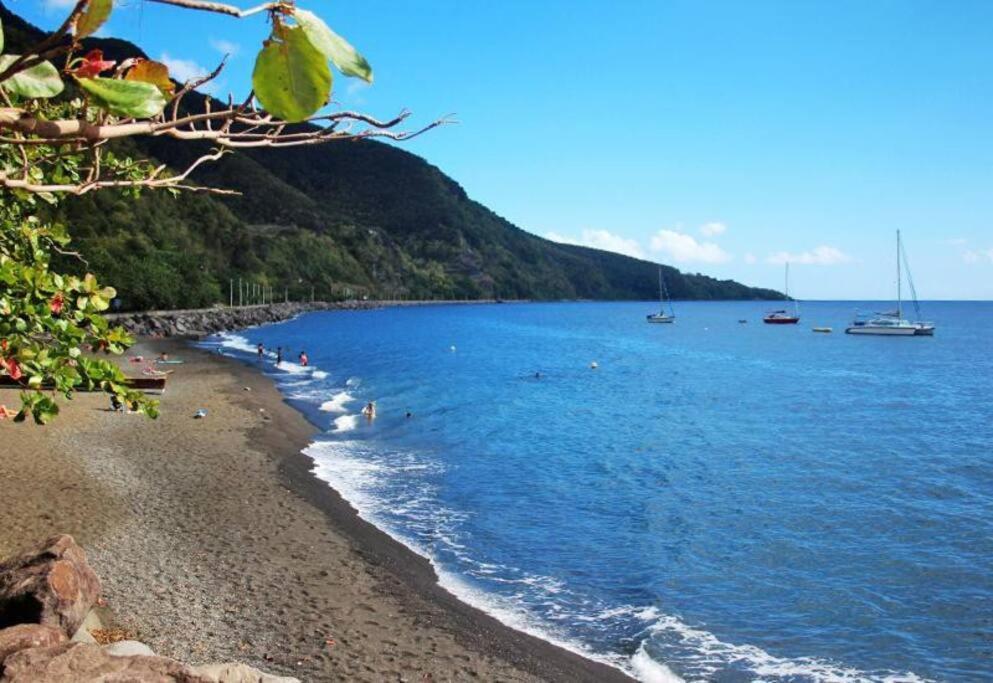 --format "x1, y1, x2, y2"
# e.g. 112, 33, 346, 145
145, 0, 287, 18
